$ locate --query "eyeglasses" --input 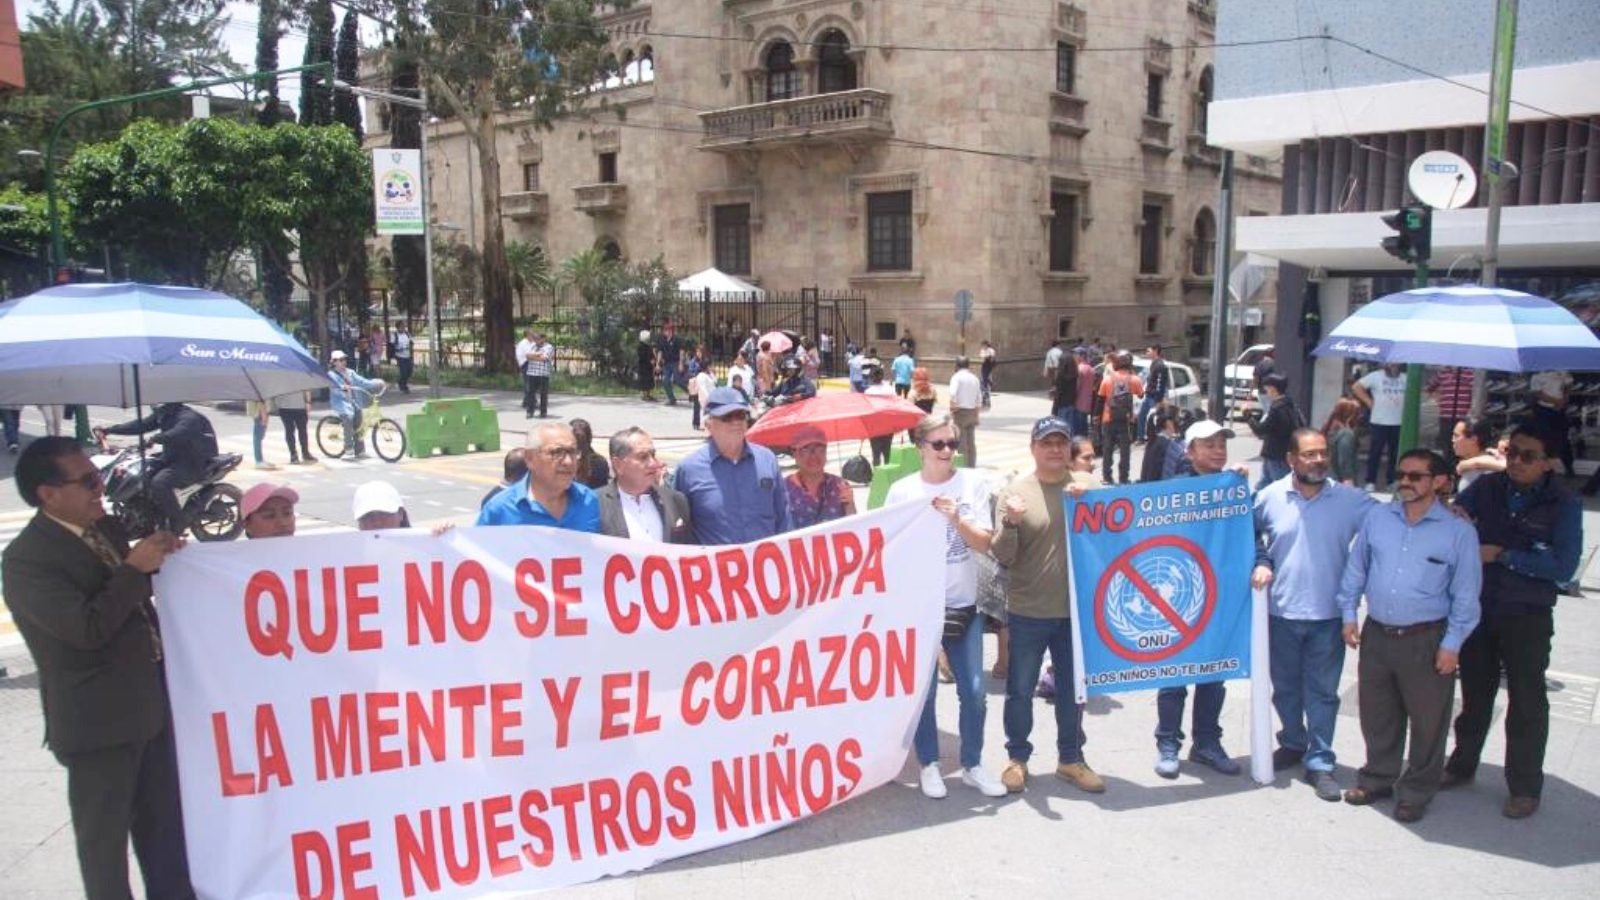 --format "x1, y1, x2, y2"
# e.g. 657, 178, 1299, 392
625, 449, 659, 462
795, 444, 827, 454
922, 439, 959, 452
1505, 447, 1545, 463
52, 470, 103, 491
538, 446, 579, 461
1396, 470, 1433, 483
712, 414, 751, 426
